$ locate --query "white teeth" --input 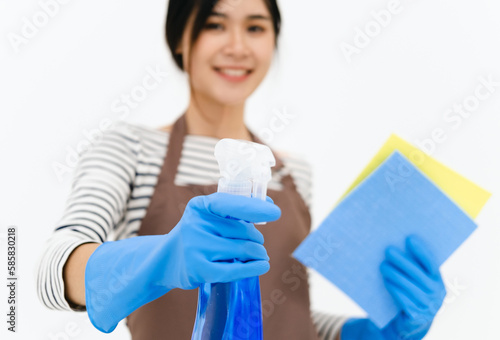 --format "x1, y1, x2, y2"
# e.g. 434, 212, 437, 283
218, 68, 248, 77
